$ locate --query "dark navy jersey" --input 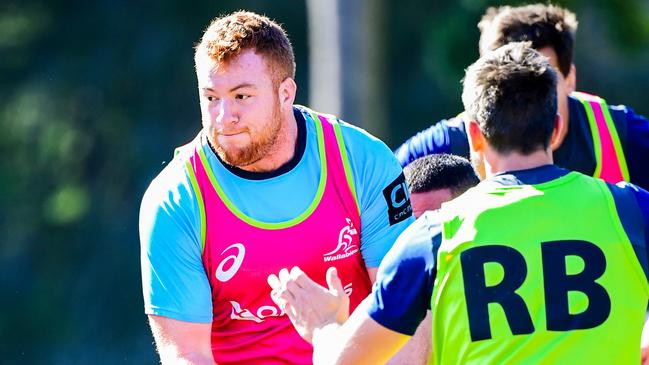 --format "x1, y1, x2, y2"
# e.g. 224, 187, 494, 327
367, 165, 649, 335
394, 116, 470, 164
394, 95, 649, 190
